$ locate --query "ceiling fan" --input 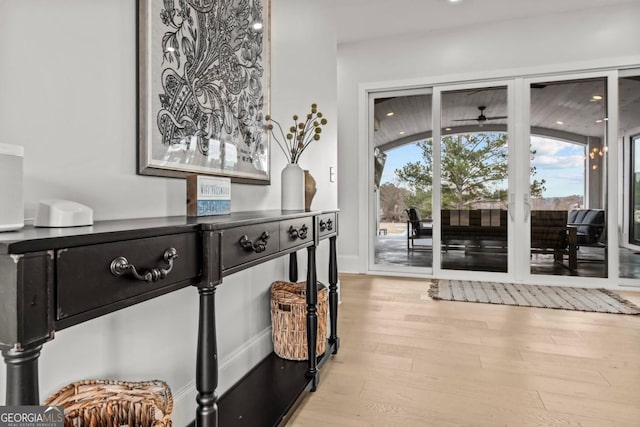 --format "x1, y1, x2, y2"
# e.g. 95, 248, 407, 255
452, 106, 507, 127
